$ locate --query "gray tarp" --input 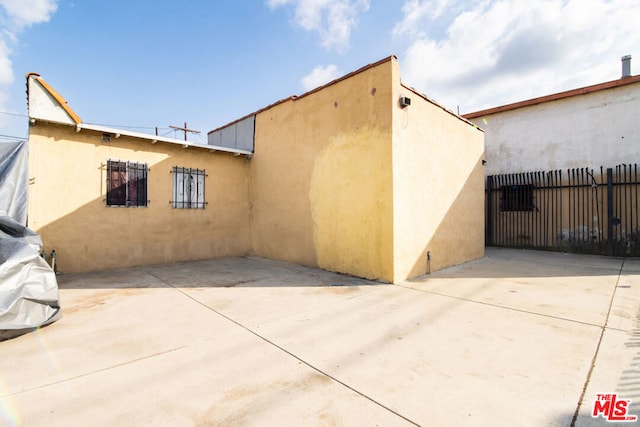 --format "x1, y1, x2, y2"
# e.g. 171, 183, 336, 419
0, 140, 61, 340
0, 140, 28, 225
0, 215, 61, 340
